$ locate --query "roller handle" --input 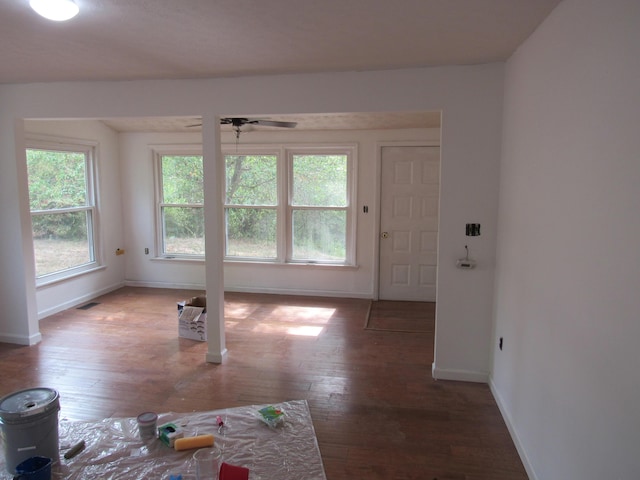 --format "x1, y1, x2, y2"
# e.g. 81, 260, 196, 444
174, 434, 215, 451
